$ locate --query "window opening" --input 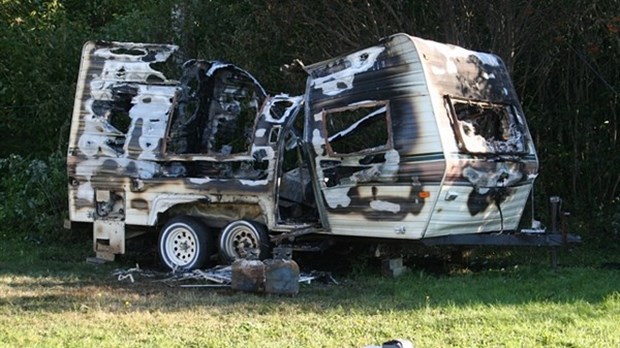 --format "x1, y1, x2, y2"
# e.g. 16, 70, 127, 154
269, 126, 281, 144
324, 102, 390, 156
448, 97, 526, 154
269, 100, 294, 120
